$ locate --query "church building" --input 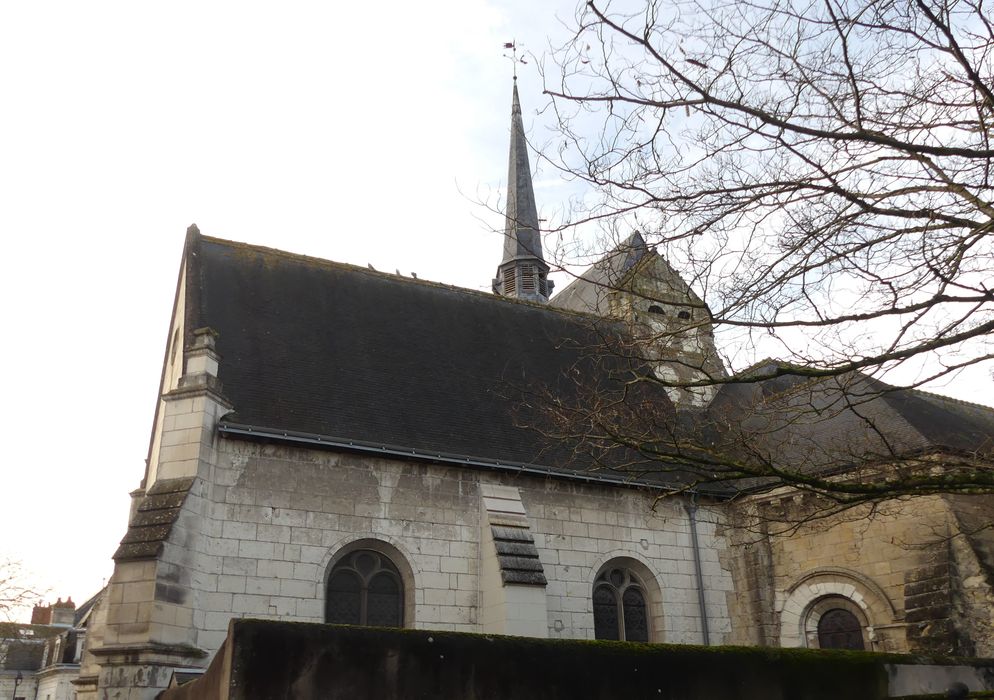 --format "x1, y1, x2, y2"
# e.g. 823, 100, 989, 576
74, 82, 994, 699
